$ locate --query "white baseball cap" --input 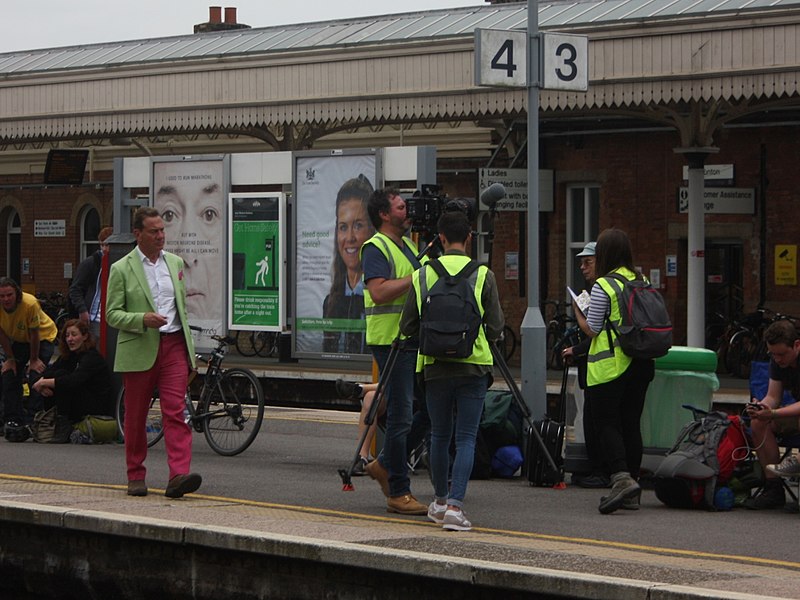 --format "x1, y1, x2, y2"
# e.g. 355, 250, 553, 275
576, 242, 596, 257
